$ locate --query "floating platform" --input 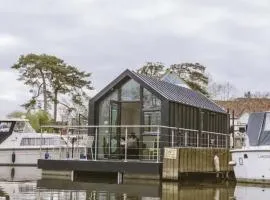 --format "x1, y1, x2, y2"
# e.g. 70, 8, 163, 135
38, 147, 234, 182
38, 159, 162, 181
